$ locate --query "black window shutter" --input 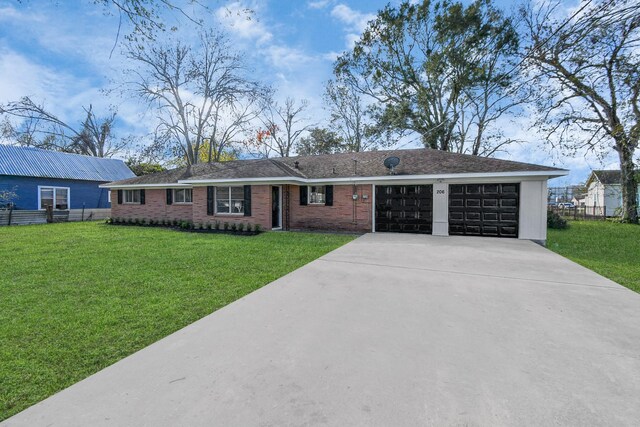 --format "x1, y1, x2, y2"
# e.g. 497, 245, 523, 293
166, 188, 173, 205
300, 186, 308, 206
117, 190, 122, 204
207, 186, 214, 215
325, 185, 334, 206
140, 189, 145, 205
243, 185, 252, 217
